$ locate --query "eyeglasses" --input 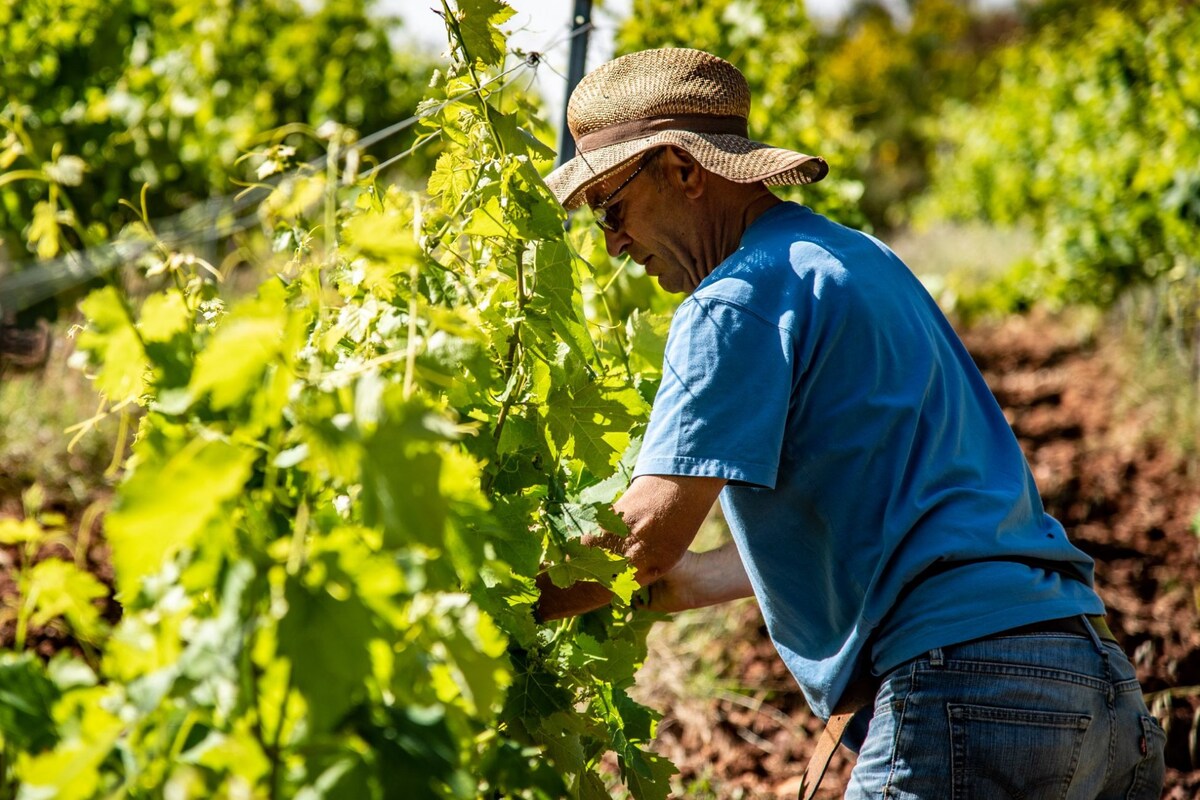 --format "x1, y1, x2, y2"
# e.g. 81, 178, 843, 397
590, 149, 660, 233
